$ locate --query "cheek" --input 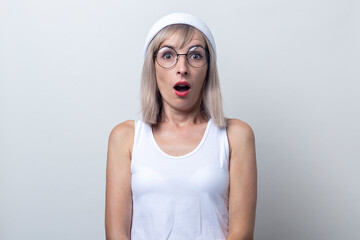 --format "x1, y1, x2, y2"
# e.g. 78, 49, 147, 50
194, 69, 208, 89
155, 68, 170, 92
155, 66, 163, 85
